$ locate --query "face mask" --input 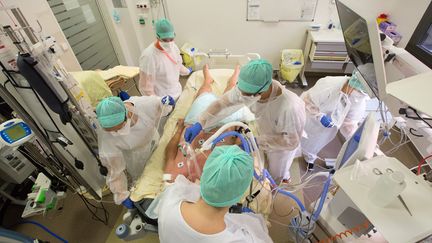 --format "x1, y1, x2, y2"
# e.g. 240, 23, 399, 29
350, 89, 367, 101
160, 41, 173, 51
111, 118, 131, 136
235, 87, 261, 104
